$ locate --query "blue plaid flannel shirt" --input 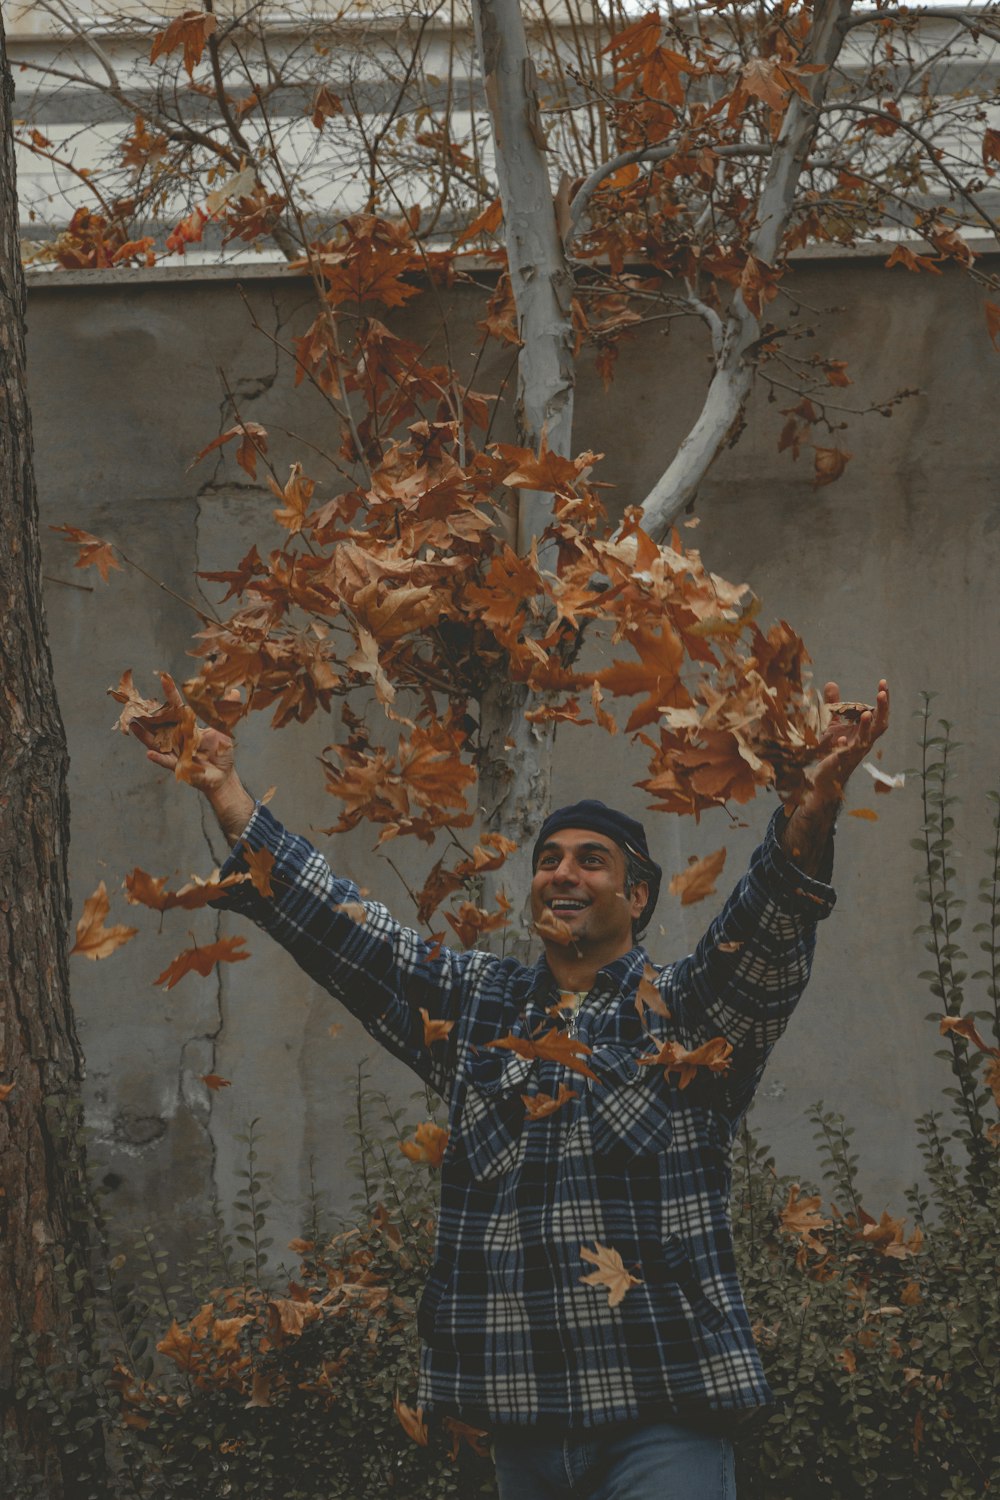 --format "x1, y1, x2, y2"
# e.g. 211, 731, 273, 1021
215, 803, 836, 1432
